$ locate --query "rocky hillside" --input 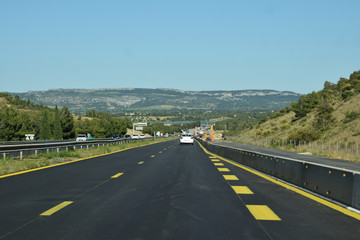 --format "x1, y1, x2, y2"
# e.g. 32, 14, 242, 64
12, 88, 301, 114
238, 70, 360, 144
